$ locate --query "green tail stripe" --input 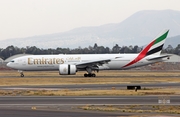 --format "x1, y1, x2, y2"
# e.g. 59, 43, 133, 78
154, 30, 169, 45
